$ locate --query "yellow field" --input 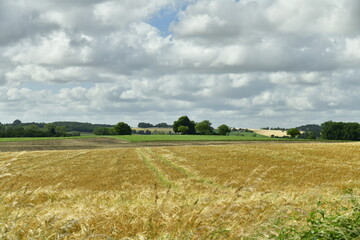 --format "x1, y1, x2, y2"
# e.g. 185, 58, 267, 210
249, 129, 289, 137
132, 127, 174, 133
0, 142, 359, 239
